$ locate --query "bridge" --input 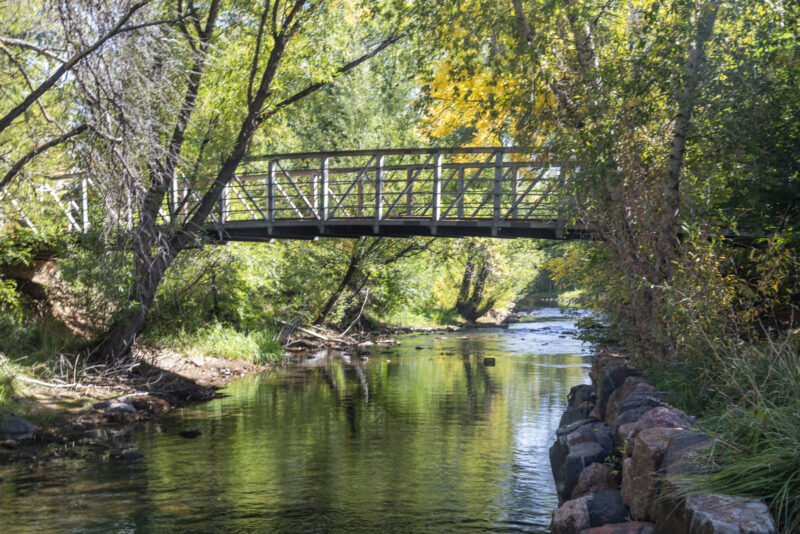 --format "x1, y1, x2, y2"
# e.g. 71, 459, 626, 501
0, 147, 595, 241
